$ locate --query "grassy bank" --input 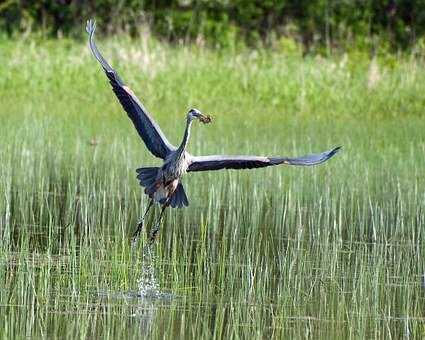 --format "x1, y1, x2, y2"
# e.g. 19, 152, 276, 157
0, 37, 425, 338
